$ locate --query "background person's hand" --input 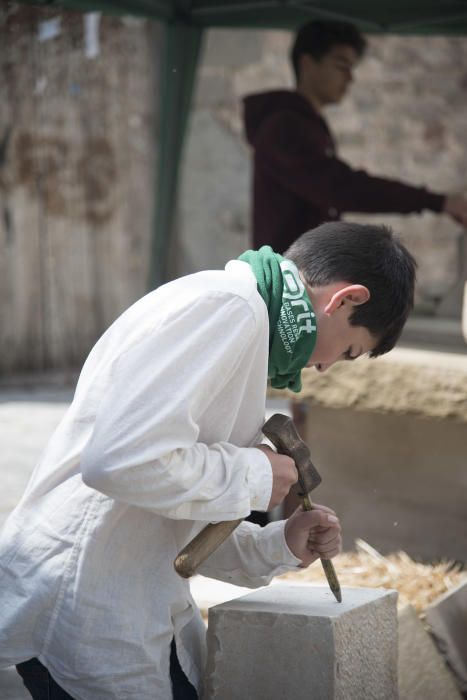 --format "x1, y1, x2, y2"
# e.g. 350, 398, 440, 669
444, 193, 467, 228
256, 444, 298, 510
284, 503, 342, 568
